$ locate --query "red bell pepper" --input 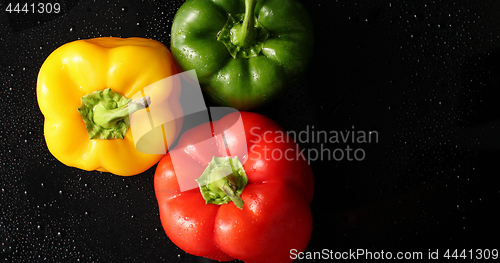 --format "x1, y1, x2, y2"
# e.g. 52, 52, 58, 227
154, 111, 314, 263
